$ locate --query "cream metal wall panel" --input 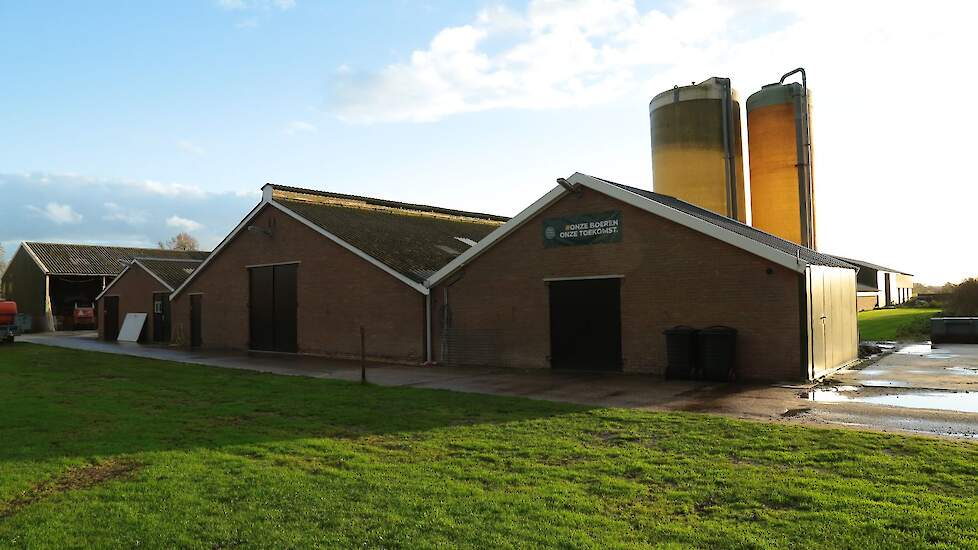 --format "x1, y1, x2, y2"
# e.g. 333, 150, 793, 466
805, 265, 858, 379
